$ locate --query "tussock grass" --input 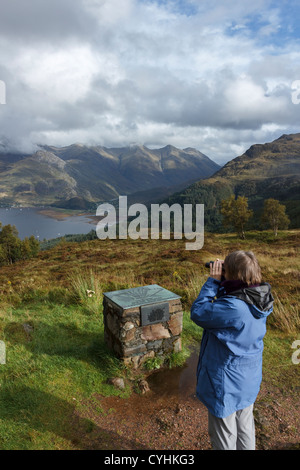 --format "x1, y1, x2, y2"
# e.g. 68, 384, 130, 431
69, 269, 103, 315
270, 291, 300, 333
